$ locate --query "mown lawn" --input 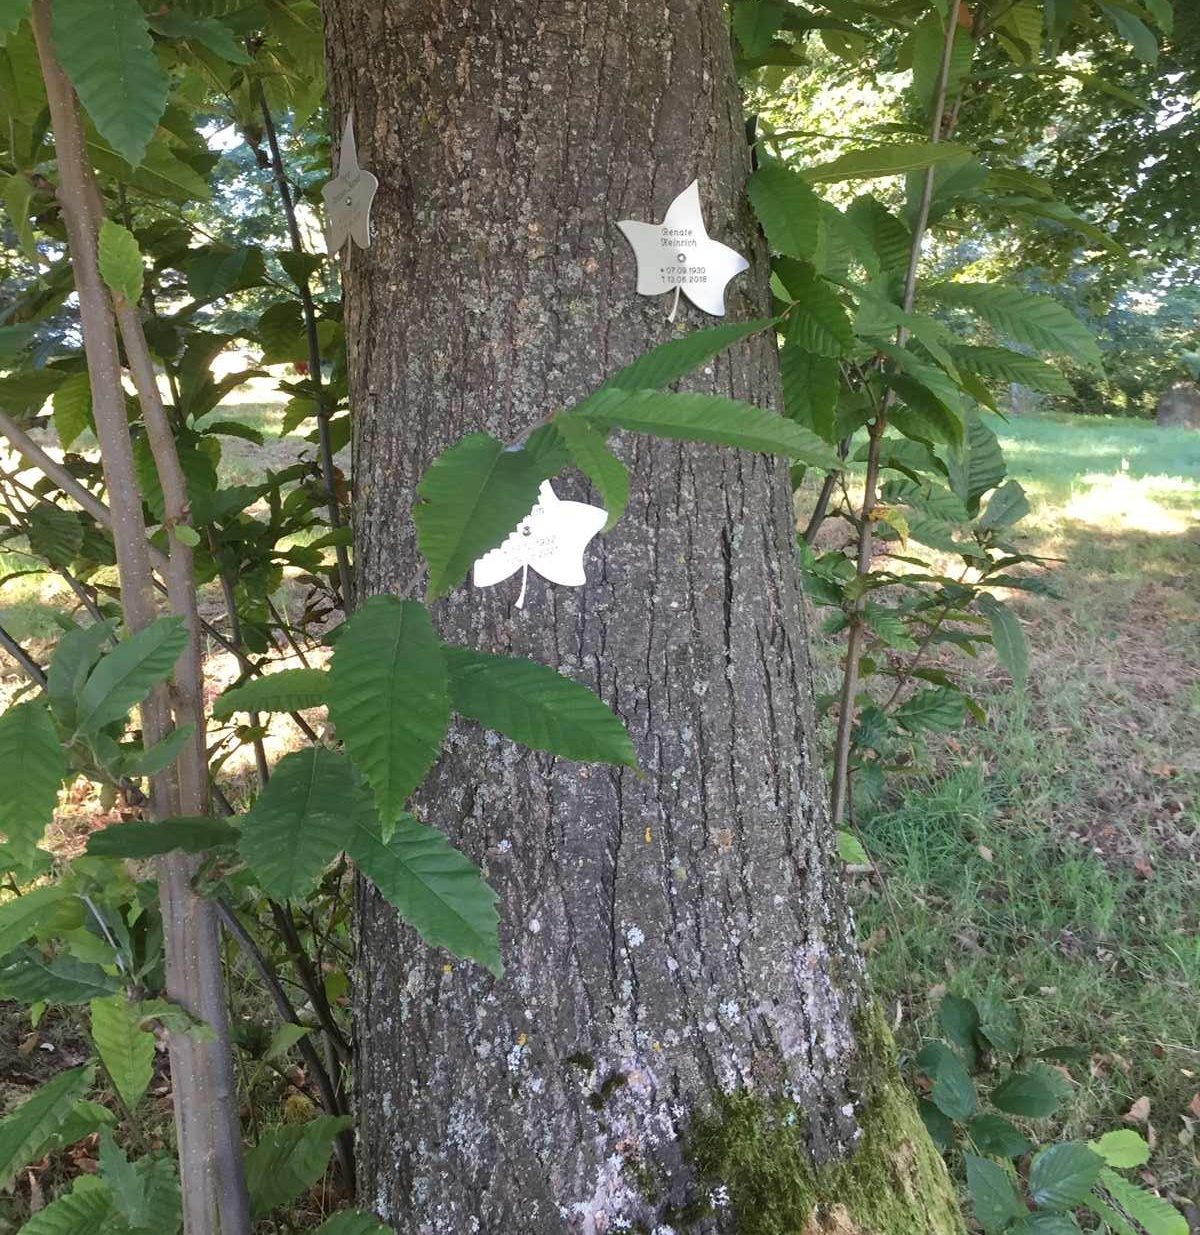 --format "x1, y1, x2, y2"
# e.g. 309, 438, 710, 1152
845, 411, 1200, 1207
